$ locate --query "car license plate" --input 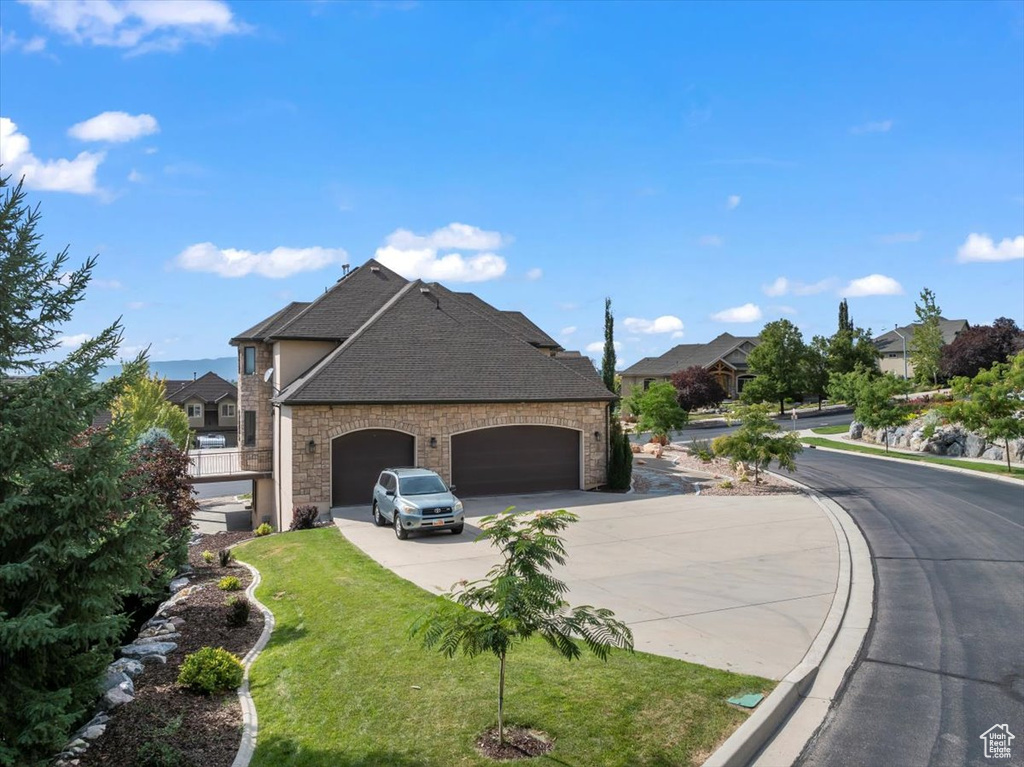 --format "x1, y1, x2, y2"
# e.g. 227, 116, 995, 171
429, 520, 445, 526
